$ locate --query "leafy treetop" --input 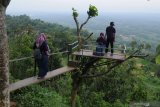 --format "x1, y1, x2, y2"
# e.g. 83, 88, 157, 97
87, 5, 98, 17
